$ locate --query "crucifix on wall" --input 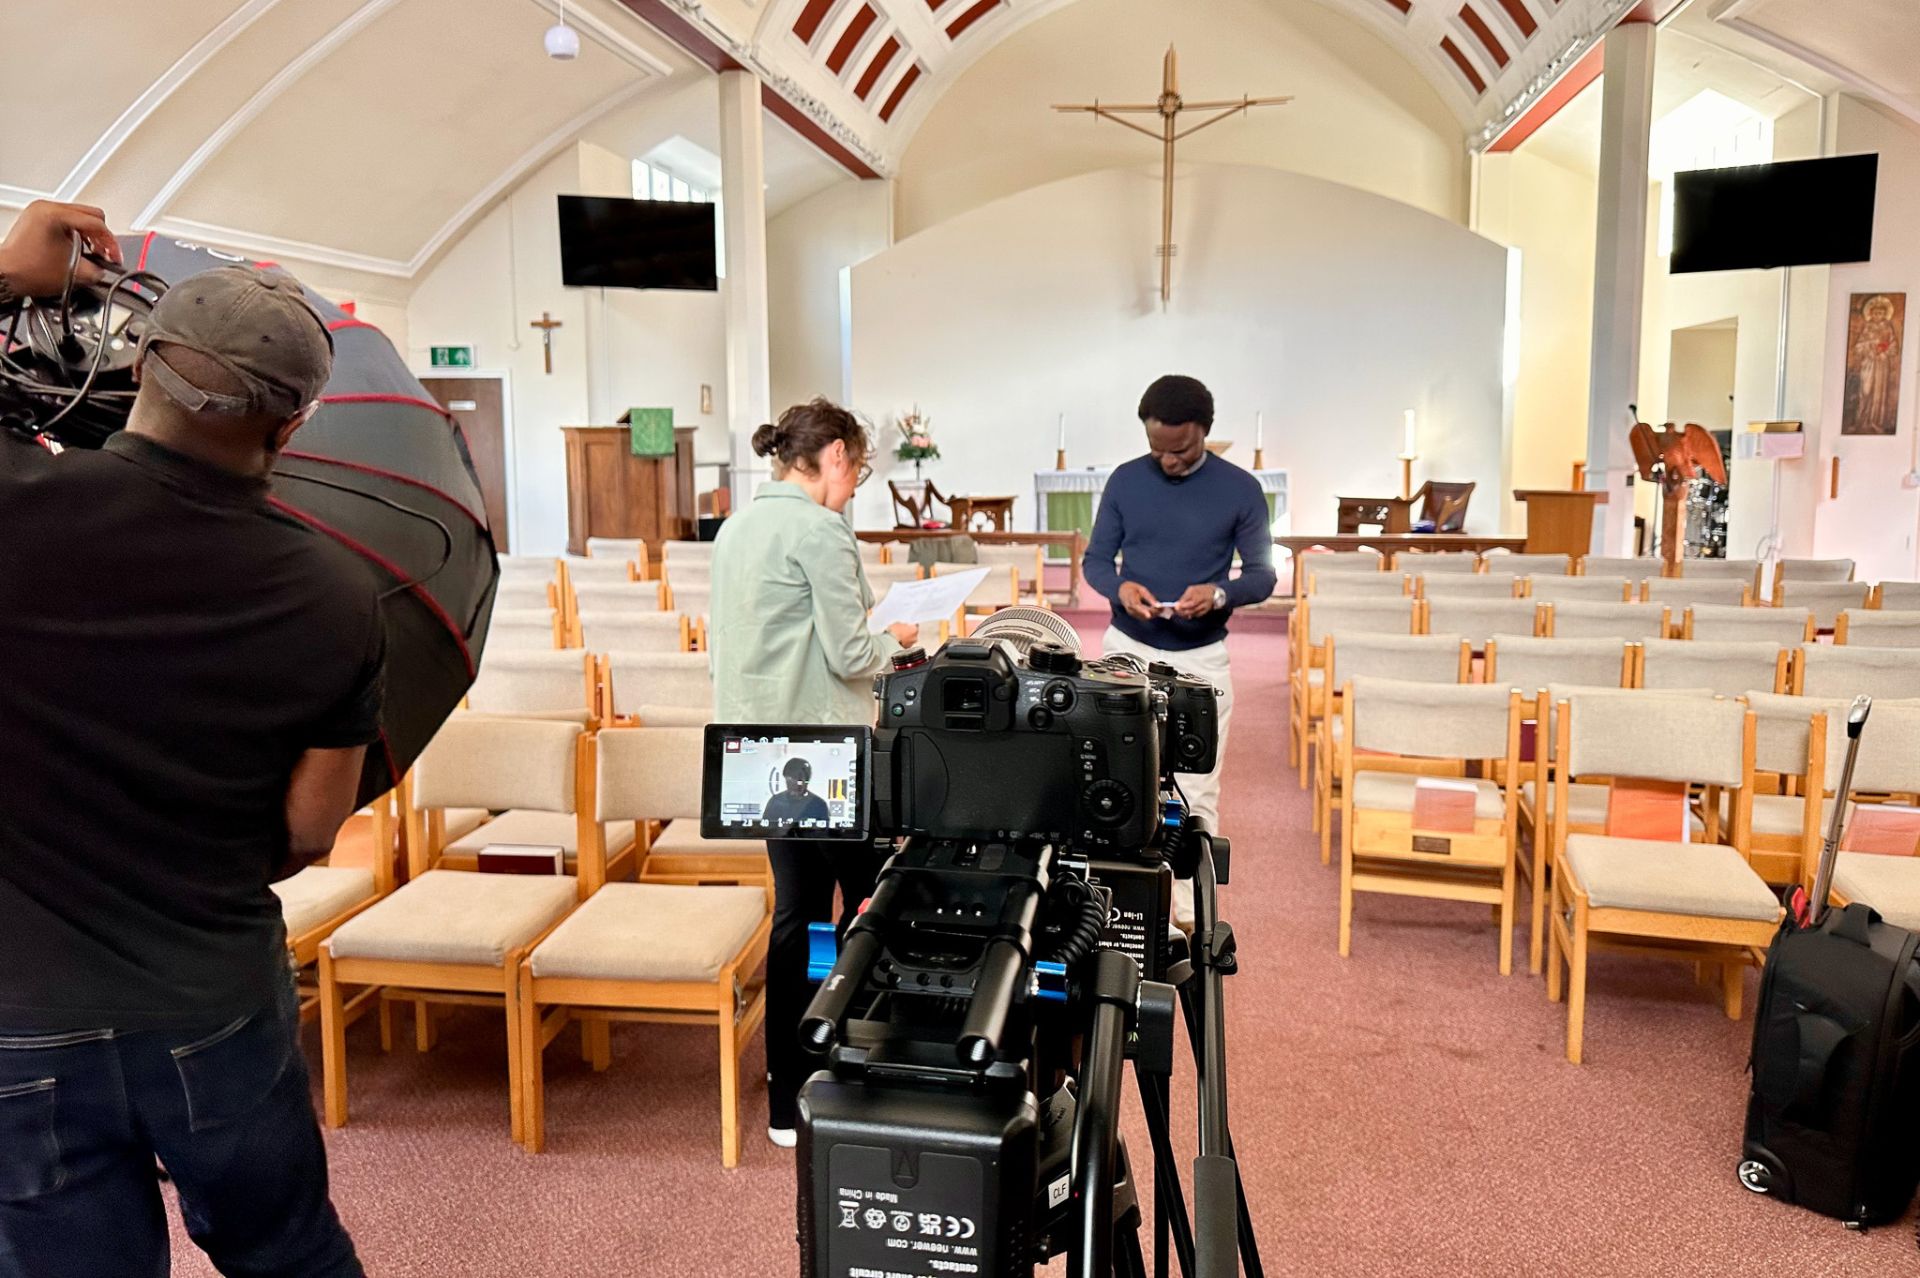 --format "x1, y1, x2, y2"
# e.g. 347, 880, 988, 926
529, 311, 563, 374
1055, 47, 1290, 304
